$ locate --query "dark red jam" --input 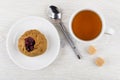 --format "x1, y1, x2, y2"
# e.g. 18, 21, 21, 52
25, 37, 35, 52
